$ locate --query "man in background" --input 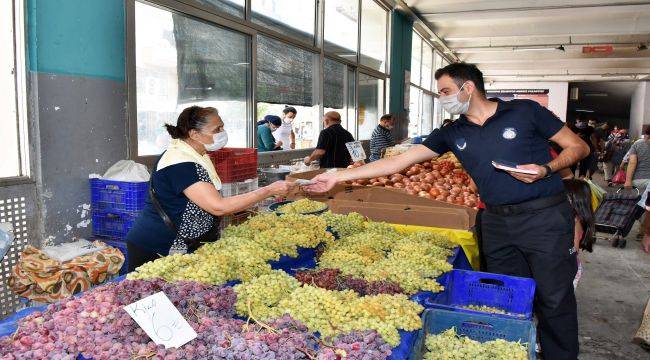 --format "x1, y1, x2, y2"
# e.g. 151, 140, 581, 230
304, 111, 355, 168
369, 114, 395, 162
